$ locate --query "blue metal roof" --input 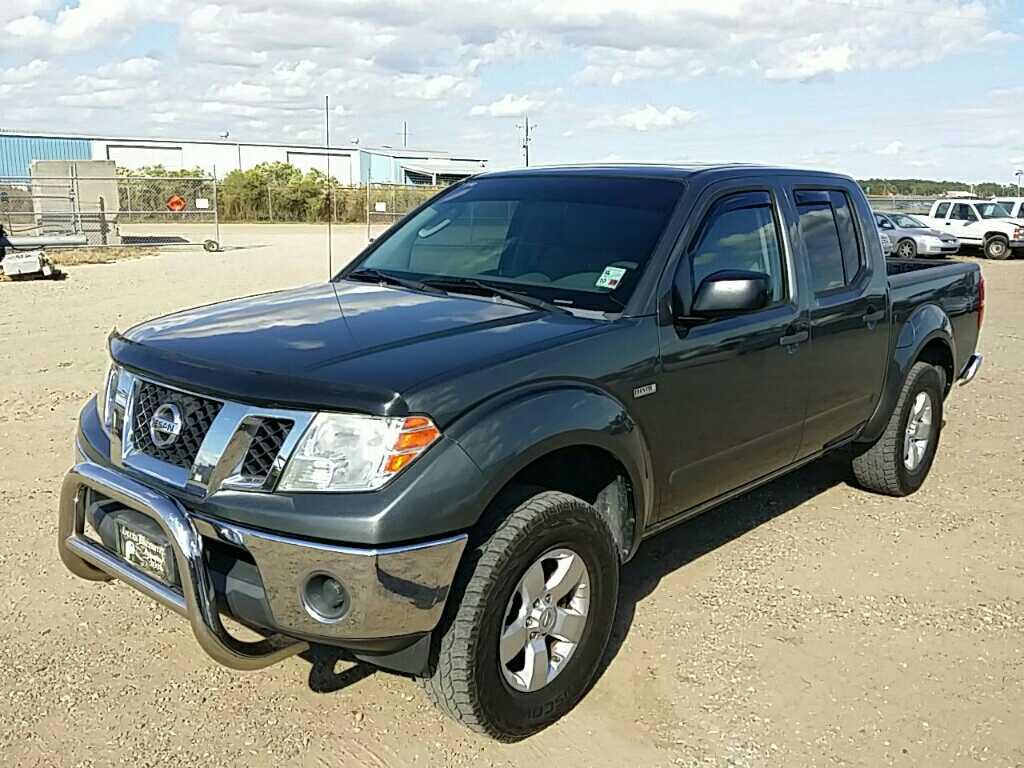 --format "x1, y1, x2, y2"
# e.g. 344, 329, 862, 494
0, 135, 91, 178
